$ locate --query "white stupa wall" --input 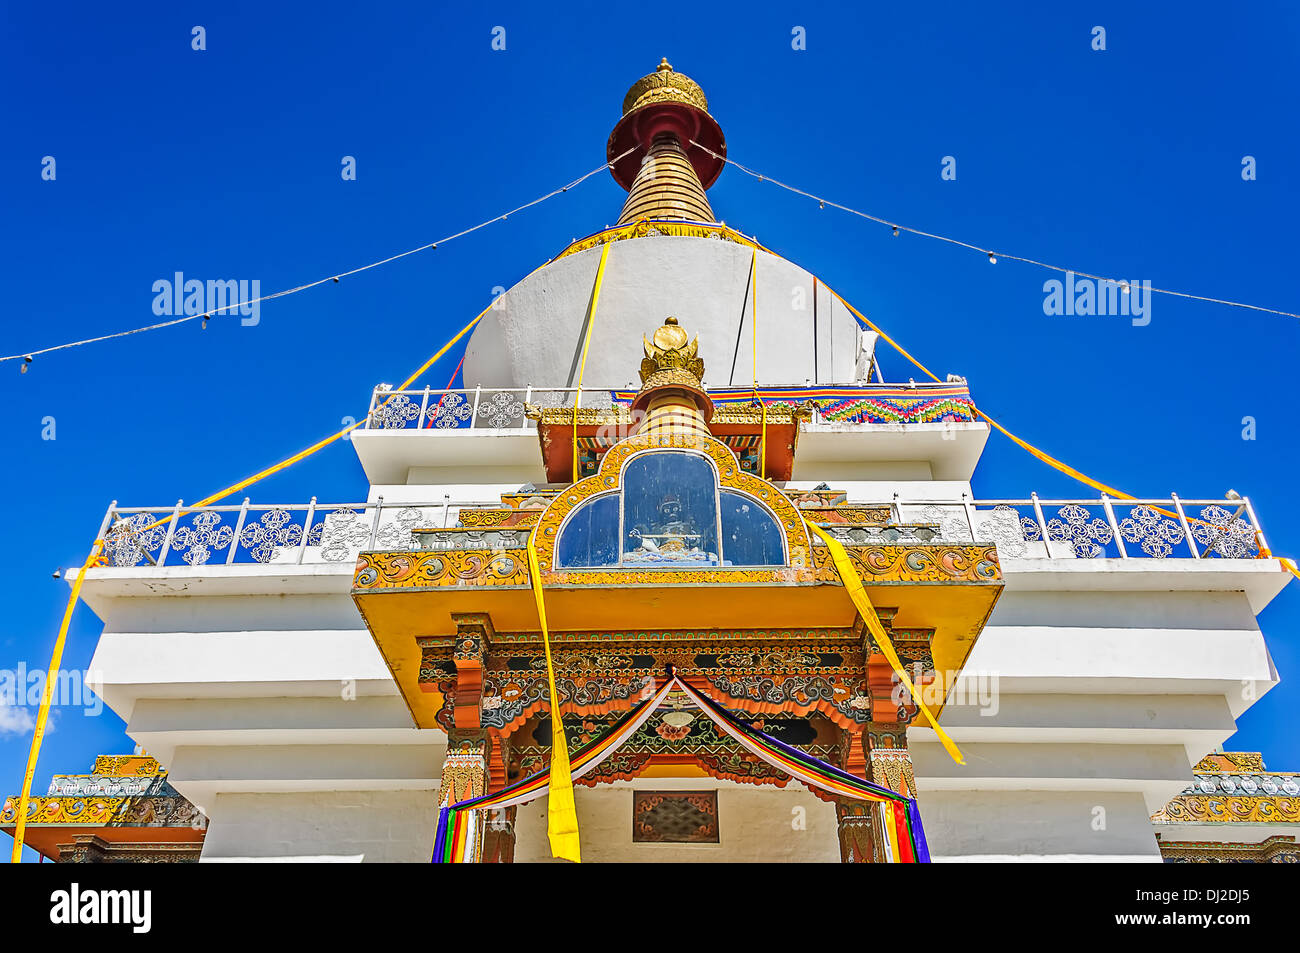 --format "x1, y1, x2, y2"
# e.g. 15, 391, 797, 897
464, 237, 870, 392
